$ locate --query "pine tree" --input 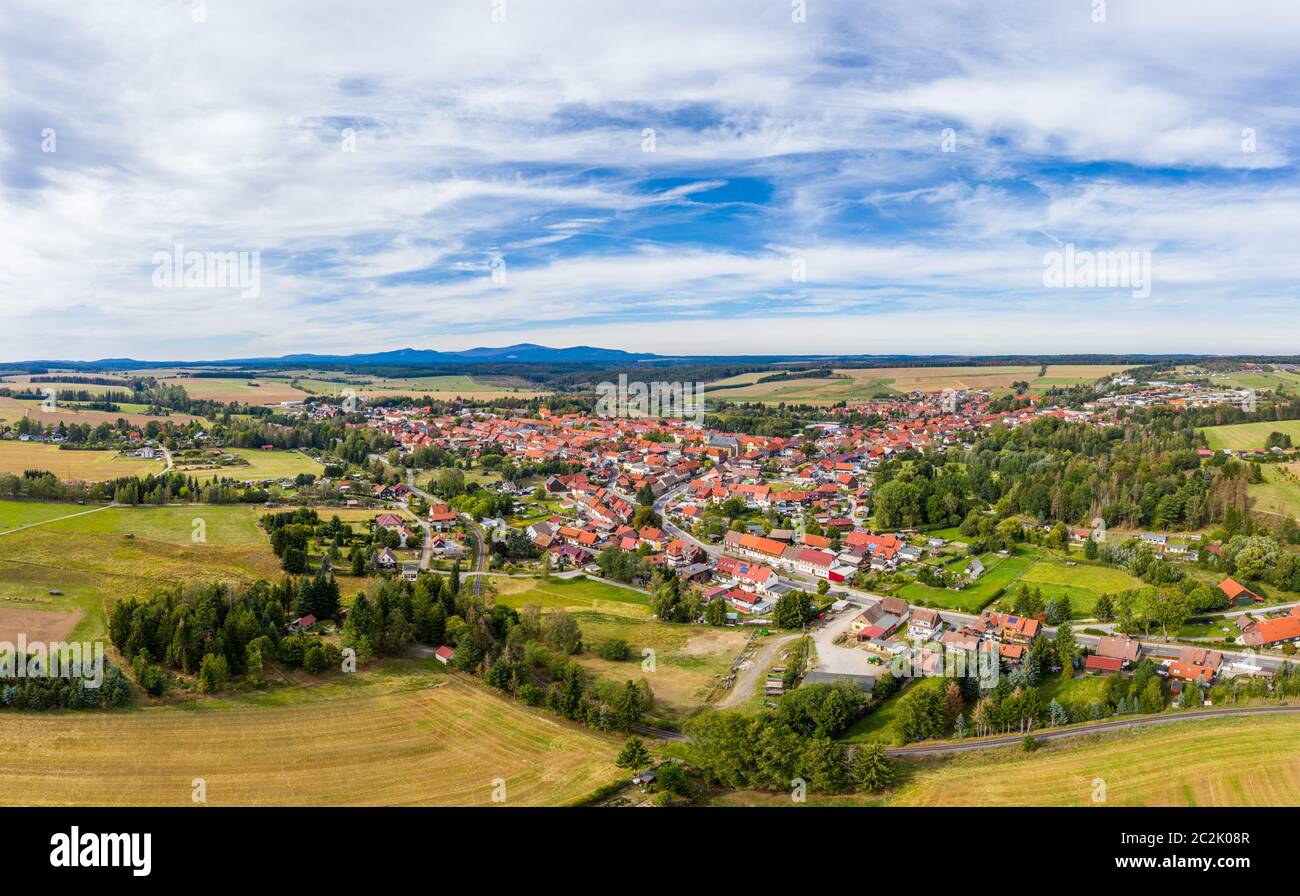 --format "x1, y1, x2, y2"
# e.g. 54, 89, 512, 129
849, 743, 894, 793
1047, 697, 1068, 727
954, 712, 967, 740
616, 736, 651, 770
